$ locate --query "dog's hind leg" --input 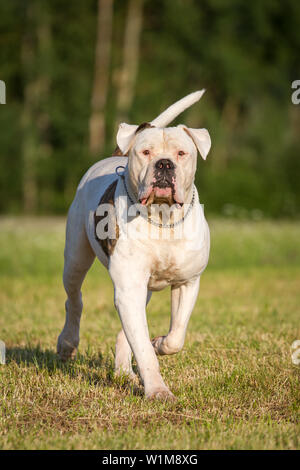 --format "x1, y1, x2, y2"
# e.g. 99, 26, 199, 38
115, 291, 152, 378
114, 329, 135, 379
57, 206, 95, 361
